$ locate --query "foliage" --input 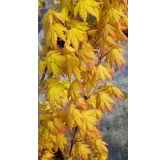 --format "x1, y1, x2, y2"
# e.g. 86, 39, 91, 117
38, 0, 128, 159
